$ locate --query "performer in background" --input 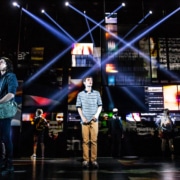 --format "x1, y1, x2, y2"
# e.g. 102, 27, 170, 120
0, 57, 18, 175
155, 108, 175, 159
31, 109, 49, 159
108, 108, 124, 158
